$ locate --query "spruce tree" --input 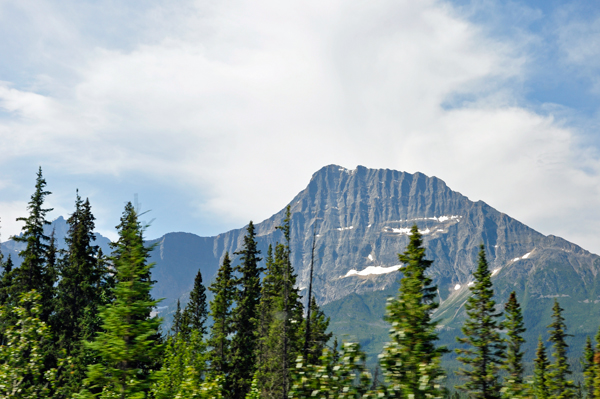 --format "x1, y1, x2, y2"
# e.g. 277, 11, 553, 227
53, 194, 108, 396
582, 336, 594, 399
380, 224, 447, 399
534, 337, 550, 399
455, 245, 505, 399
594, 327, 600, 399
230, 221, 262, 399
182, 268, 208, 336
547, 300, 575, 399
254, 242, 304, 399
502, 291, 527, 398
12, 167, 55, 323
171, 299, 183, 336
208, 252, 234, 378
77, 202, 163, 399
302, 296, 332, 366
